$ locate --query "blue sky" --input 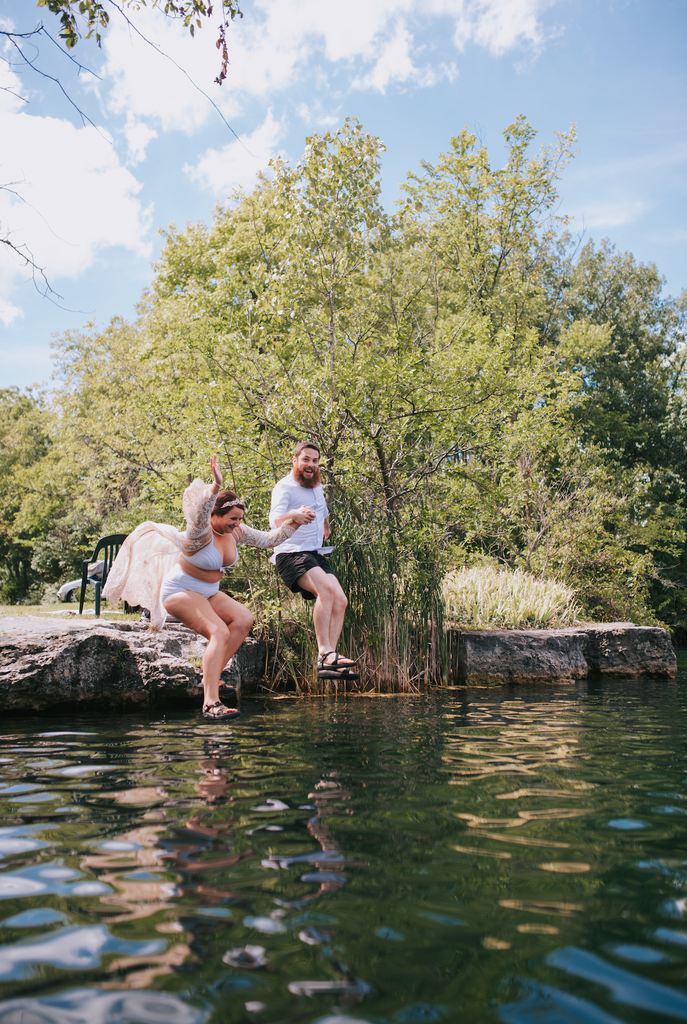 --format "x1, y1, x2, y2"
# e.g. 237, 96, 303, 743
1, 0, 685, 389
